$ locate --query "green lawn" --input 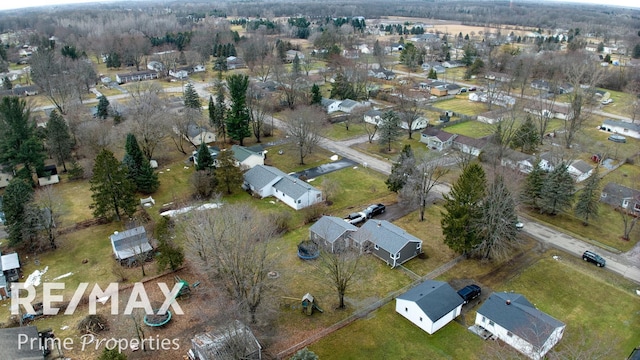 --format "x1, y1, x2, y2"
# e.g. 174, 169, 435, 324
309, 253, 640, 359
432, 98, 489, 117
441, 119, 493, 138
323, 122, 369, 141
353, 137, 431, 162
264, 144, 335, 174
